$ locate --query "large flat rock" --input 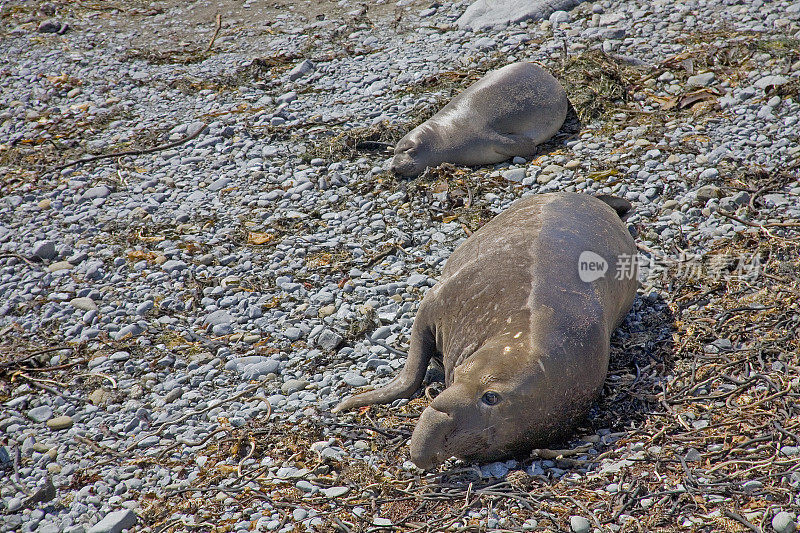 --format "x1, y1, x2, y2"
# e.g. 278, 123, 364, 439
456, 0, 584, 29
